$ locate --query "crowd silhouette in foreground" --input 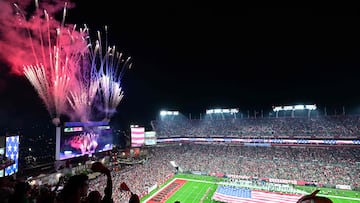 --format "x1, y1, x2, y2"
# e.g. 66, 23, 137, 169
0, 162, 140, 203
